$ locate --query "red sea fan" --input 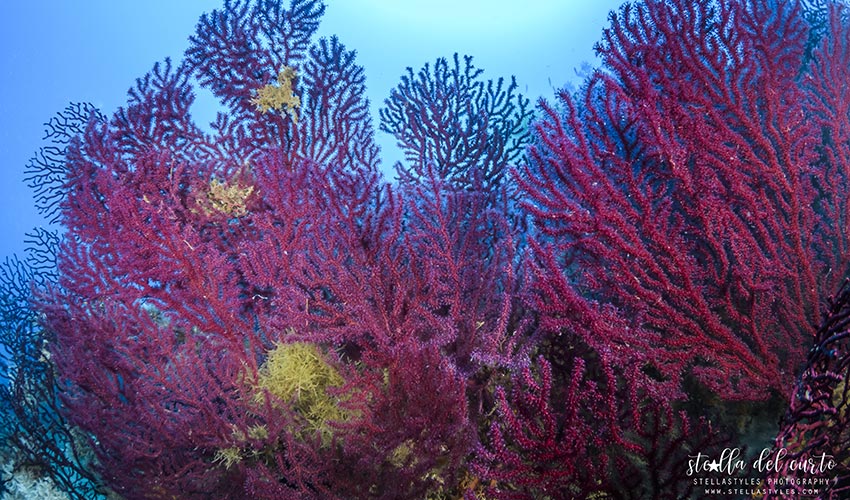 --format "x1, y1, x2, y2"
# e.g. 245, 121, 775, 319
518, 0, 845, 404
471, 0, 850, 497
38, 0, 383, 496
34, 0, 531, 497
